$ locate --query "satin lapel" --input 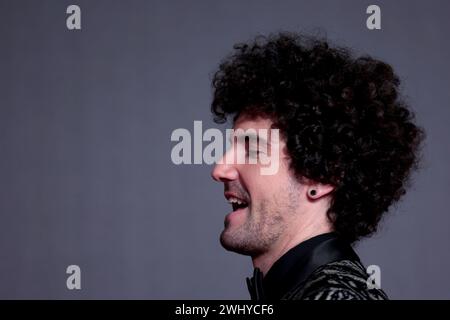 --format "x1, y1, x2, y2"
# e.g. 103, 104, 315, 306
278, 237, 360, 298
